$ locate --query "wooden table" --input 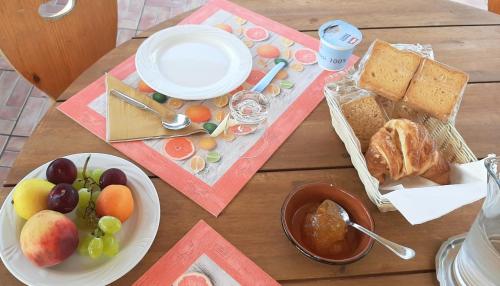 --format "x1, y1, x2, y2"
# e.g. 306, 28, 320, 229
2, 0, 500, 285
